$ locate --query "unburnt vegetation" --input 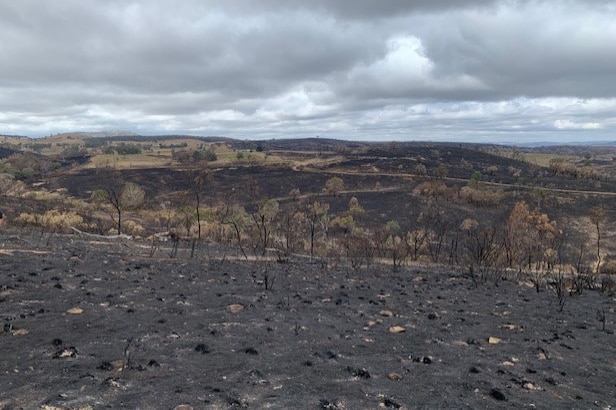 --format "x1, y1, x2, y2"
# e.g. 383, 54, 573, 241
1, 134, 616, 408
